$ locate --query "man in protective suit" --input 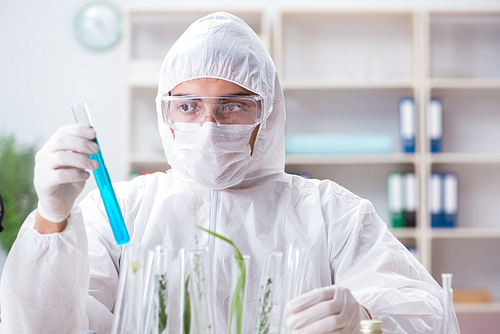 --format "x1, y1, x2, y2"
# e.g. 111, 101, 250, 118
1, 12, 459, 334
